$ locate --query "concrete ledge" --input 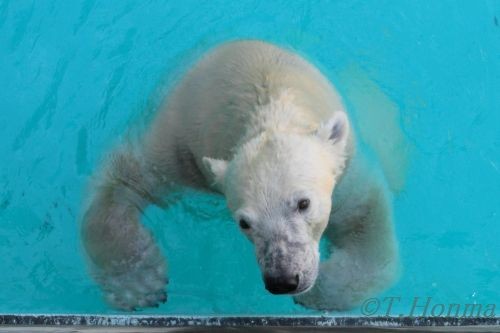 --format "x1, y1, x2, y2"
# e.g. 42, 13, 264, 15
0, 315, 499, 332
